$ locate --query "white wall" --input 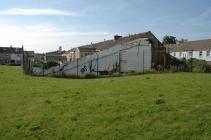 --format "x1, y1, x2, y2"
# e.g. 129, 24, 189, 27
61, 38, 152, 76
170, 50, 211, 61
